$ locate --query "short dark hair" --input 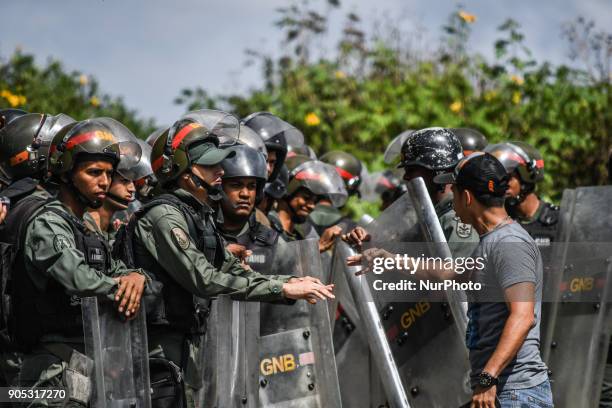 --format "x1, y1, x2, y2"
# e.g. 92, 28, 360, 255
456, 185, 505, 208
